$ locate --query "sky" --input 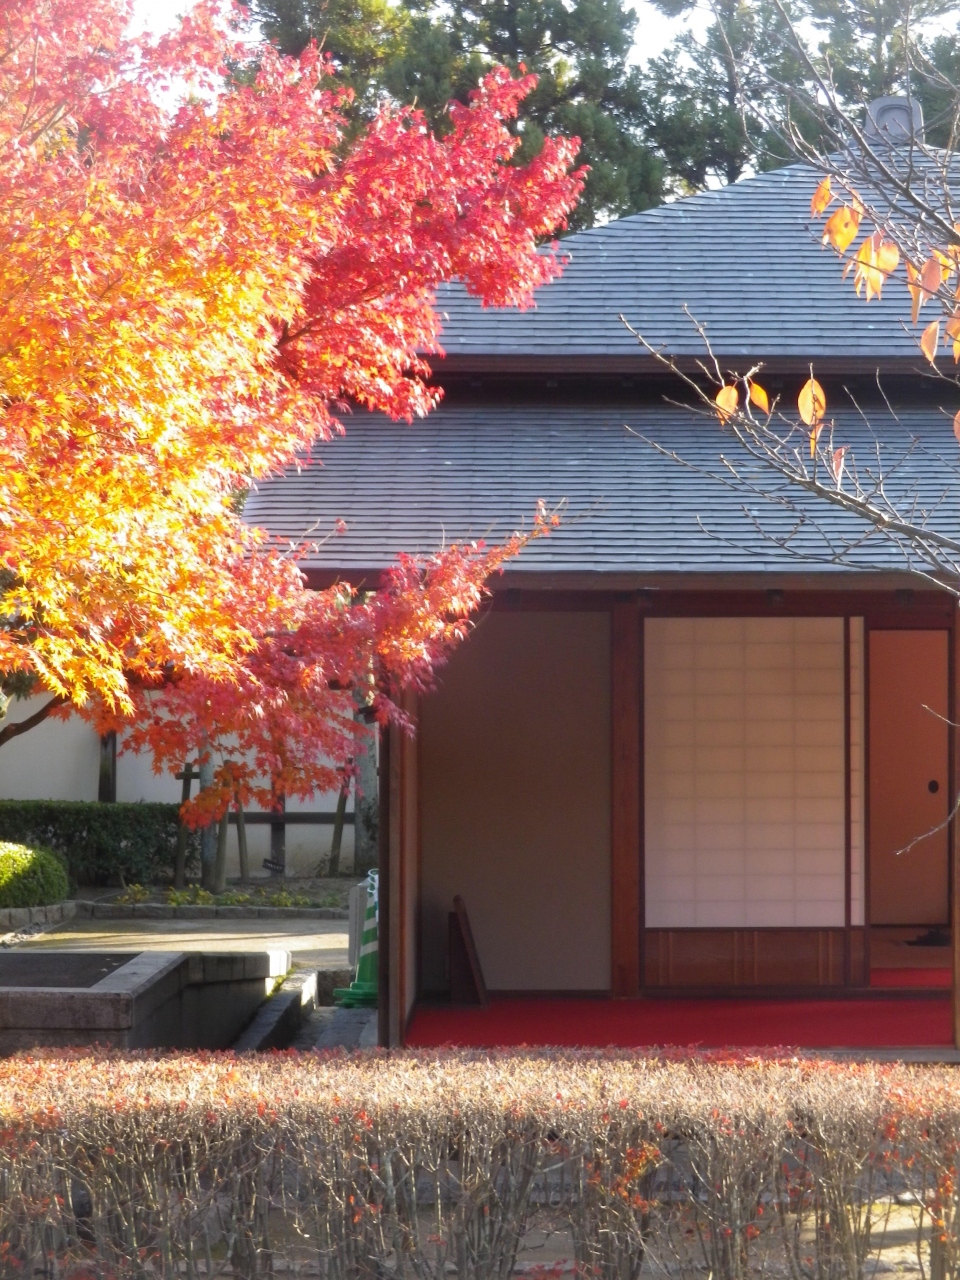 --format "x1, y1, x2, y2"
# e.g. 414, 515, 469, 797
129, 0, 705, 63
